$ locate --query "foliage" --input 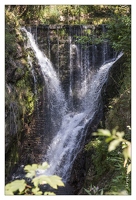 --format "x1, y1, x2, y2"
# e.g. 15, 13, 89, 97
5, 5, 45, 24
75, 32, 103, 46
6, 180, 26, 195
105, 15, 131, 62
85, 136, 124, 178
5, 26, 16, 60
5, 162, 64, 195
5, 5, 131, 26
74, 5, 131, 69
105, 88, 131, 134
84, 184, 104, 195
5, 4, 131, 195
5, 4, 131, 60
85, 128, 131, 195
93, 129, 131, 172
